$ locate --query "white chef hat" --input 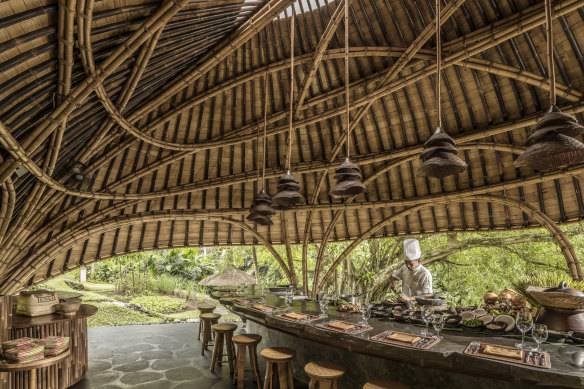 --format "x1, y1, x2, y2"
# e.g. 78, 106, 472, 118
403, 239, 421, 261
